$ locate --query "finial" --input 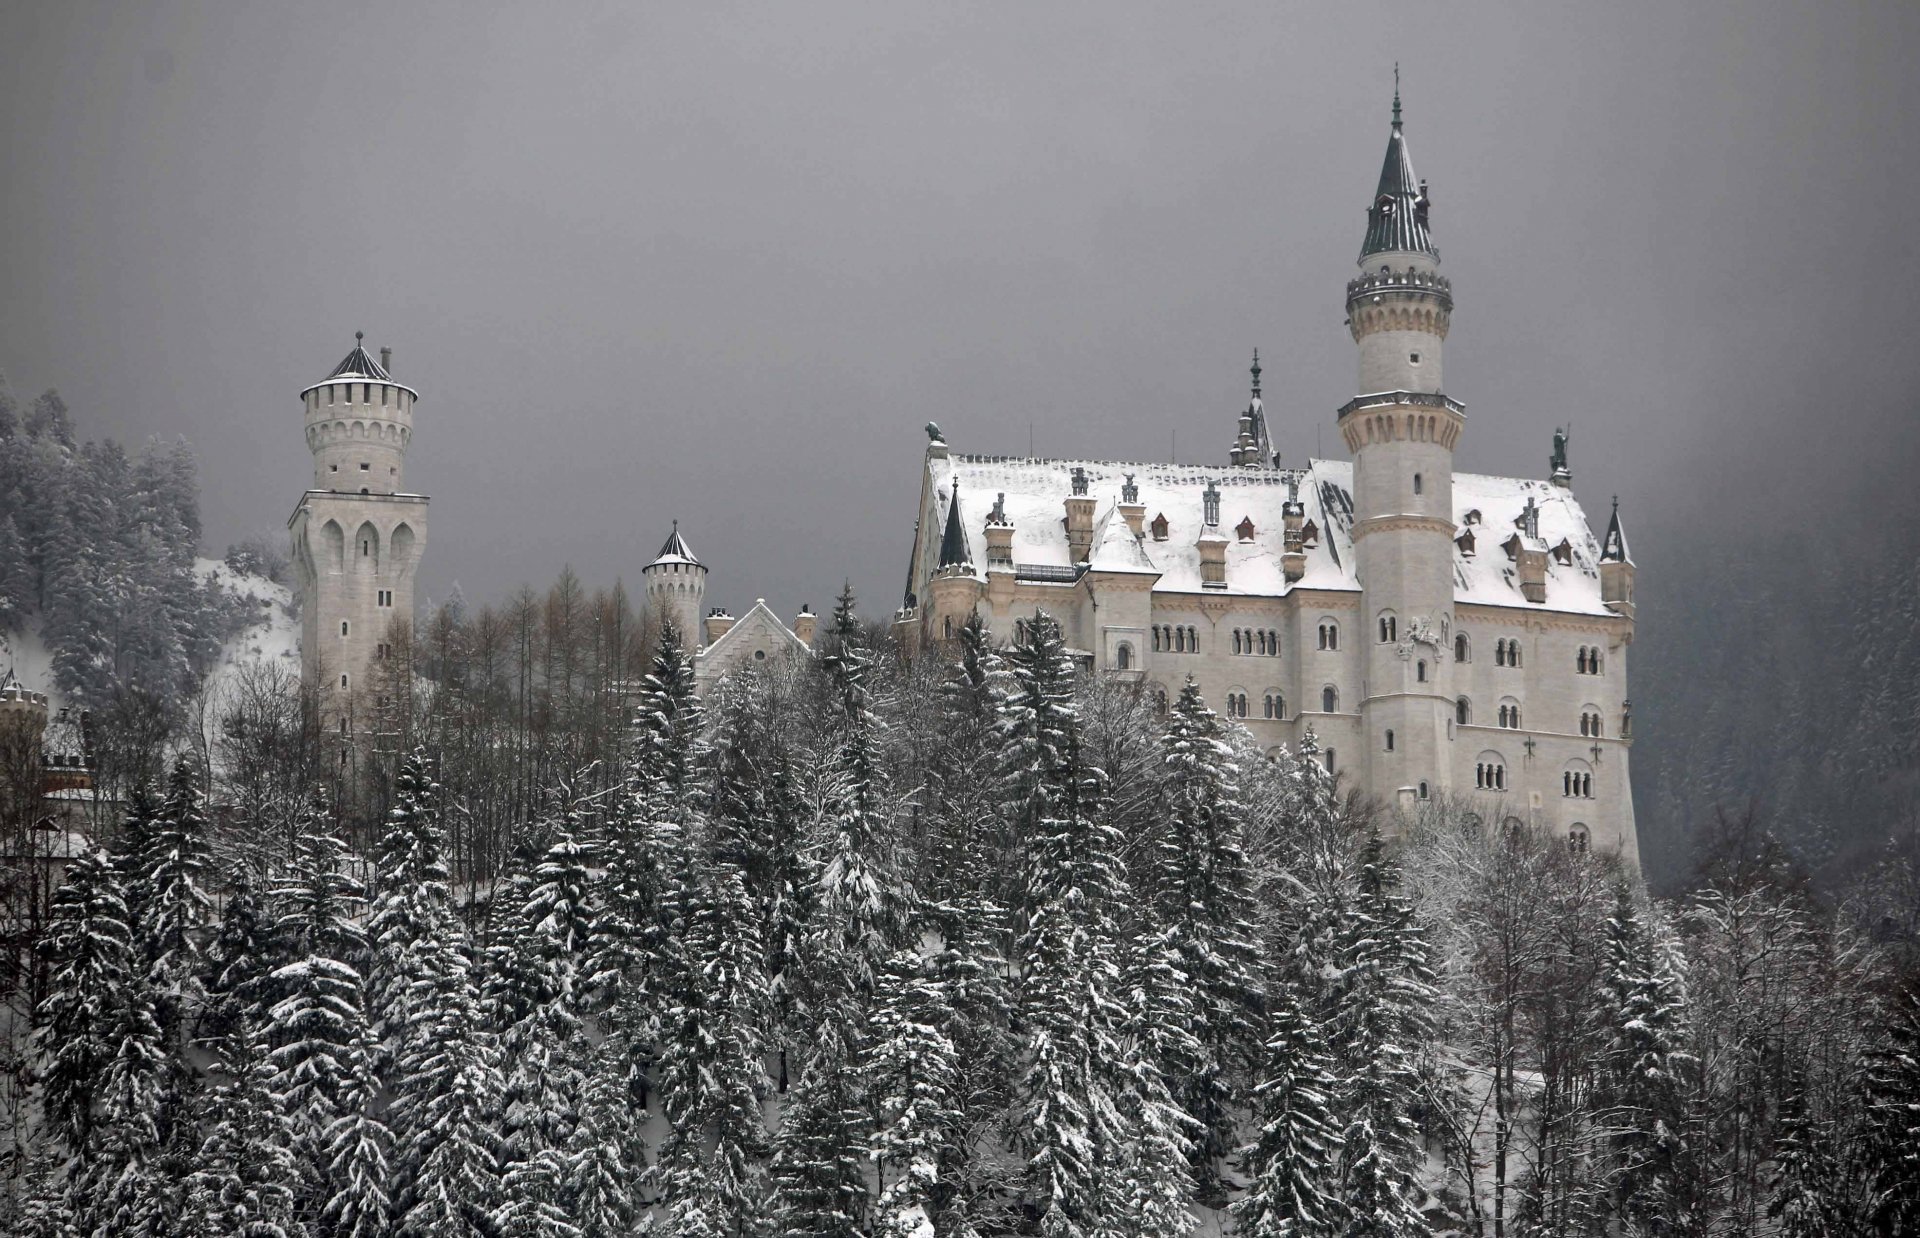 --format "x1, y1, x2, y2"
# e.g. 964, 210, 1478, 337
1392, 63, 1402, 127
1612, 494, 1619, 514
1250, 349, 1262, 397
355, 330, 364, 344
